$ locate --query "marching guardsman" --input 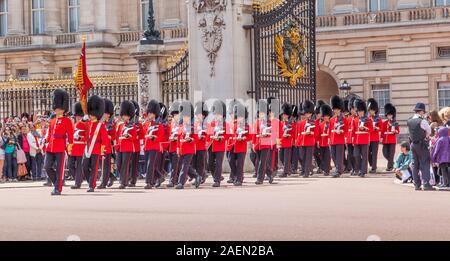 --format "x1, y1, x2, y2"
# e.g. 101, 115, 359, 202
318, 104, 332, 176
193, 101, 209, 184
69, 102, 87, 189
290, 105, 299, 174
116, 101, 137, 189
156, 102, 169, 187
207, 100, 229, 187
143, 100, 164, 189
345, 97, 357, 175
329, 96, 348, 178
279, 103, 295, 177
267, 97, 282, 182
228, 102, 250, 186
381, 103, 400, 172
352, 99, 373, 178
82, 95, 109, 192
44, 89, 74, 196
129, 101, 144, 187
176, 102, 200, 189
313, 100, 325, 174
254, 99, 275, 185
226, 99, 240, 184
98, 98, 116, 189
296, 100, 318, 178
167, 101, 182, 188
368, 98, 382, 174
250, 110, 260, 178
